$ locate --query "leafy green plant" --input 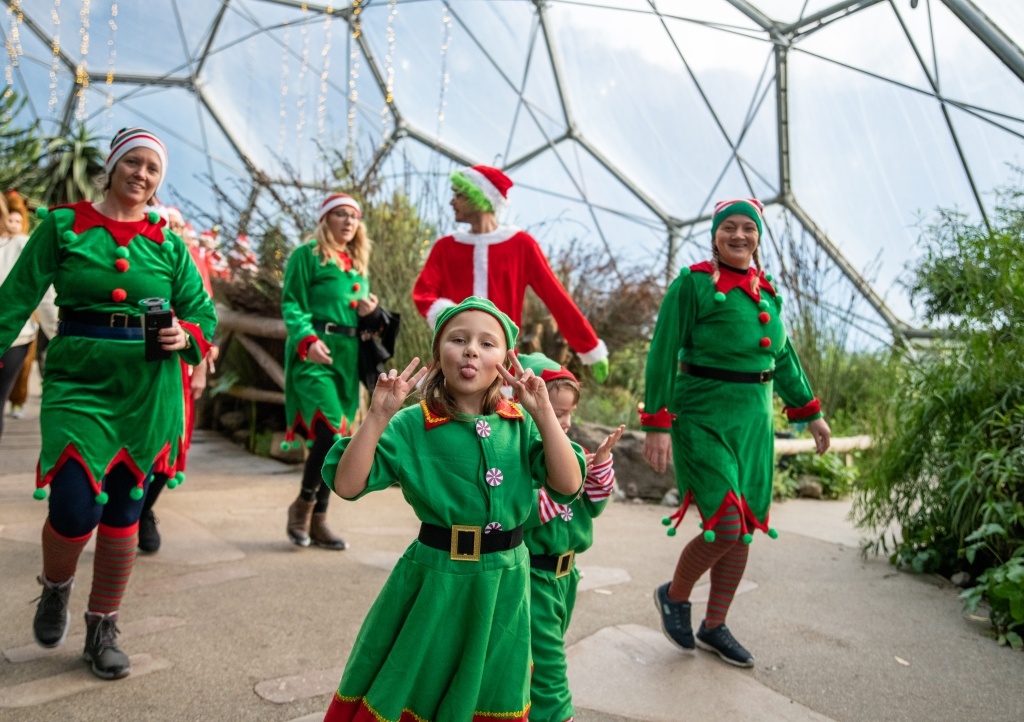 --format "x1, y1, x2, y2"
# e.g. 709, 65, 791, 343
28, 123, 105, 206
